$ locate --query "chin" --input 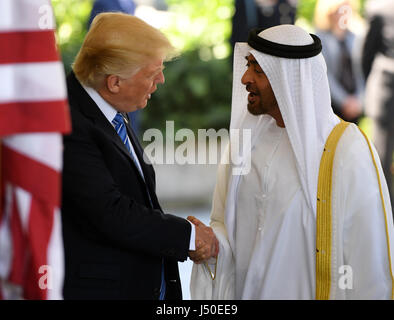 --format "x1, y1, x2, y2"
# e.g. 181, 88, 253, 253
247, 103, 263, 116
132, 102, 147, 111
140, 99, 149, 109
123, 106, 140, 113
